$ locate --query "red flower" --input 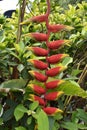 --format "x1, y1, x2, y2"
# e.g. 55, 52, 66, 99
48, 24, 74, 33
27, 47, 48, 56
28, 59, 48, 70
29, 71, 48, 82
29, 94, 45, 106
46, 54, 69, 64
48, 40, 71, 50
23, 33, 48, 42
48, 24, 66, 33
45, 80, 64, 89
46, 65, 67, 77
28, 84, 46, 94
30, 14, 47, 23
43, 107, 63, 115
20, 14, 47, 25
44, 91, 64, 101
